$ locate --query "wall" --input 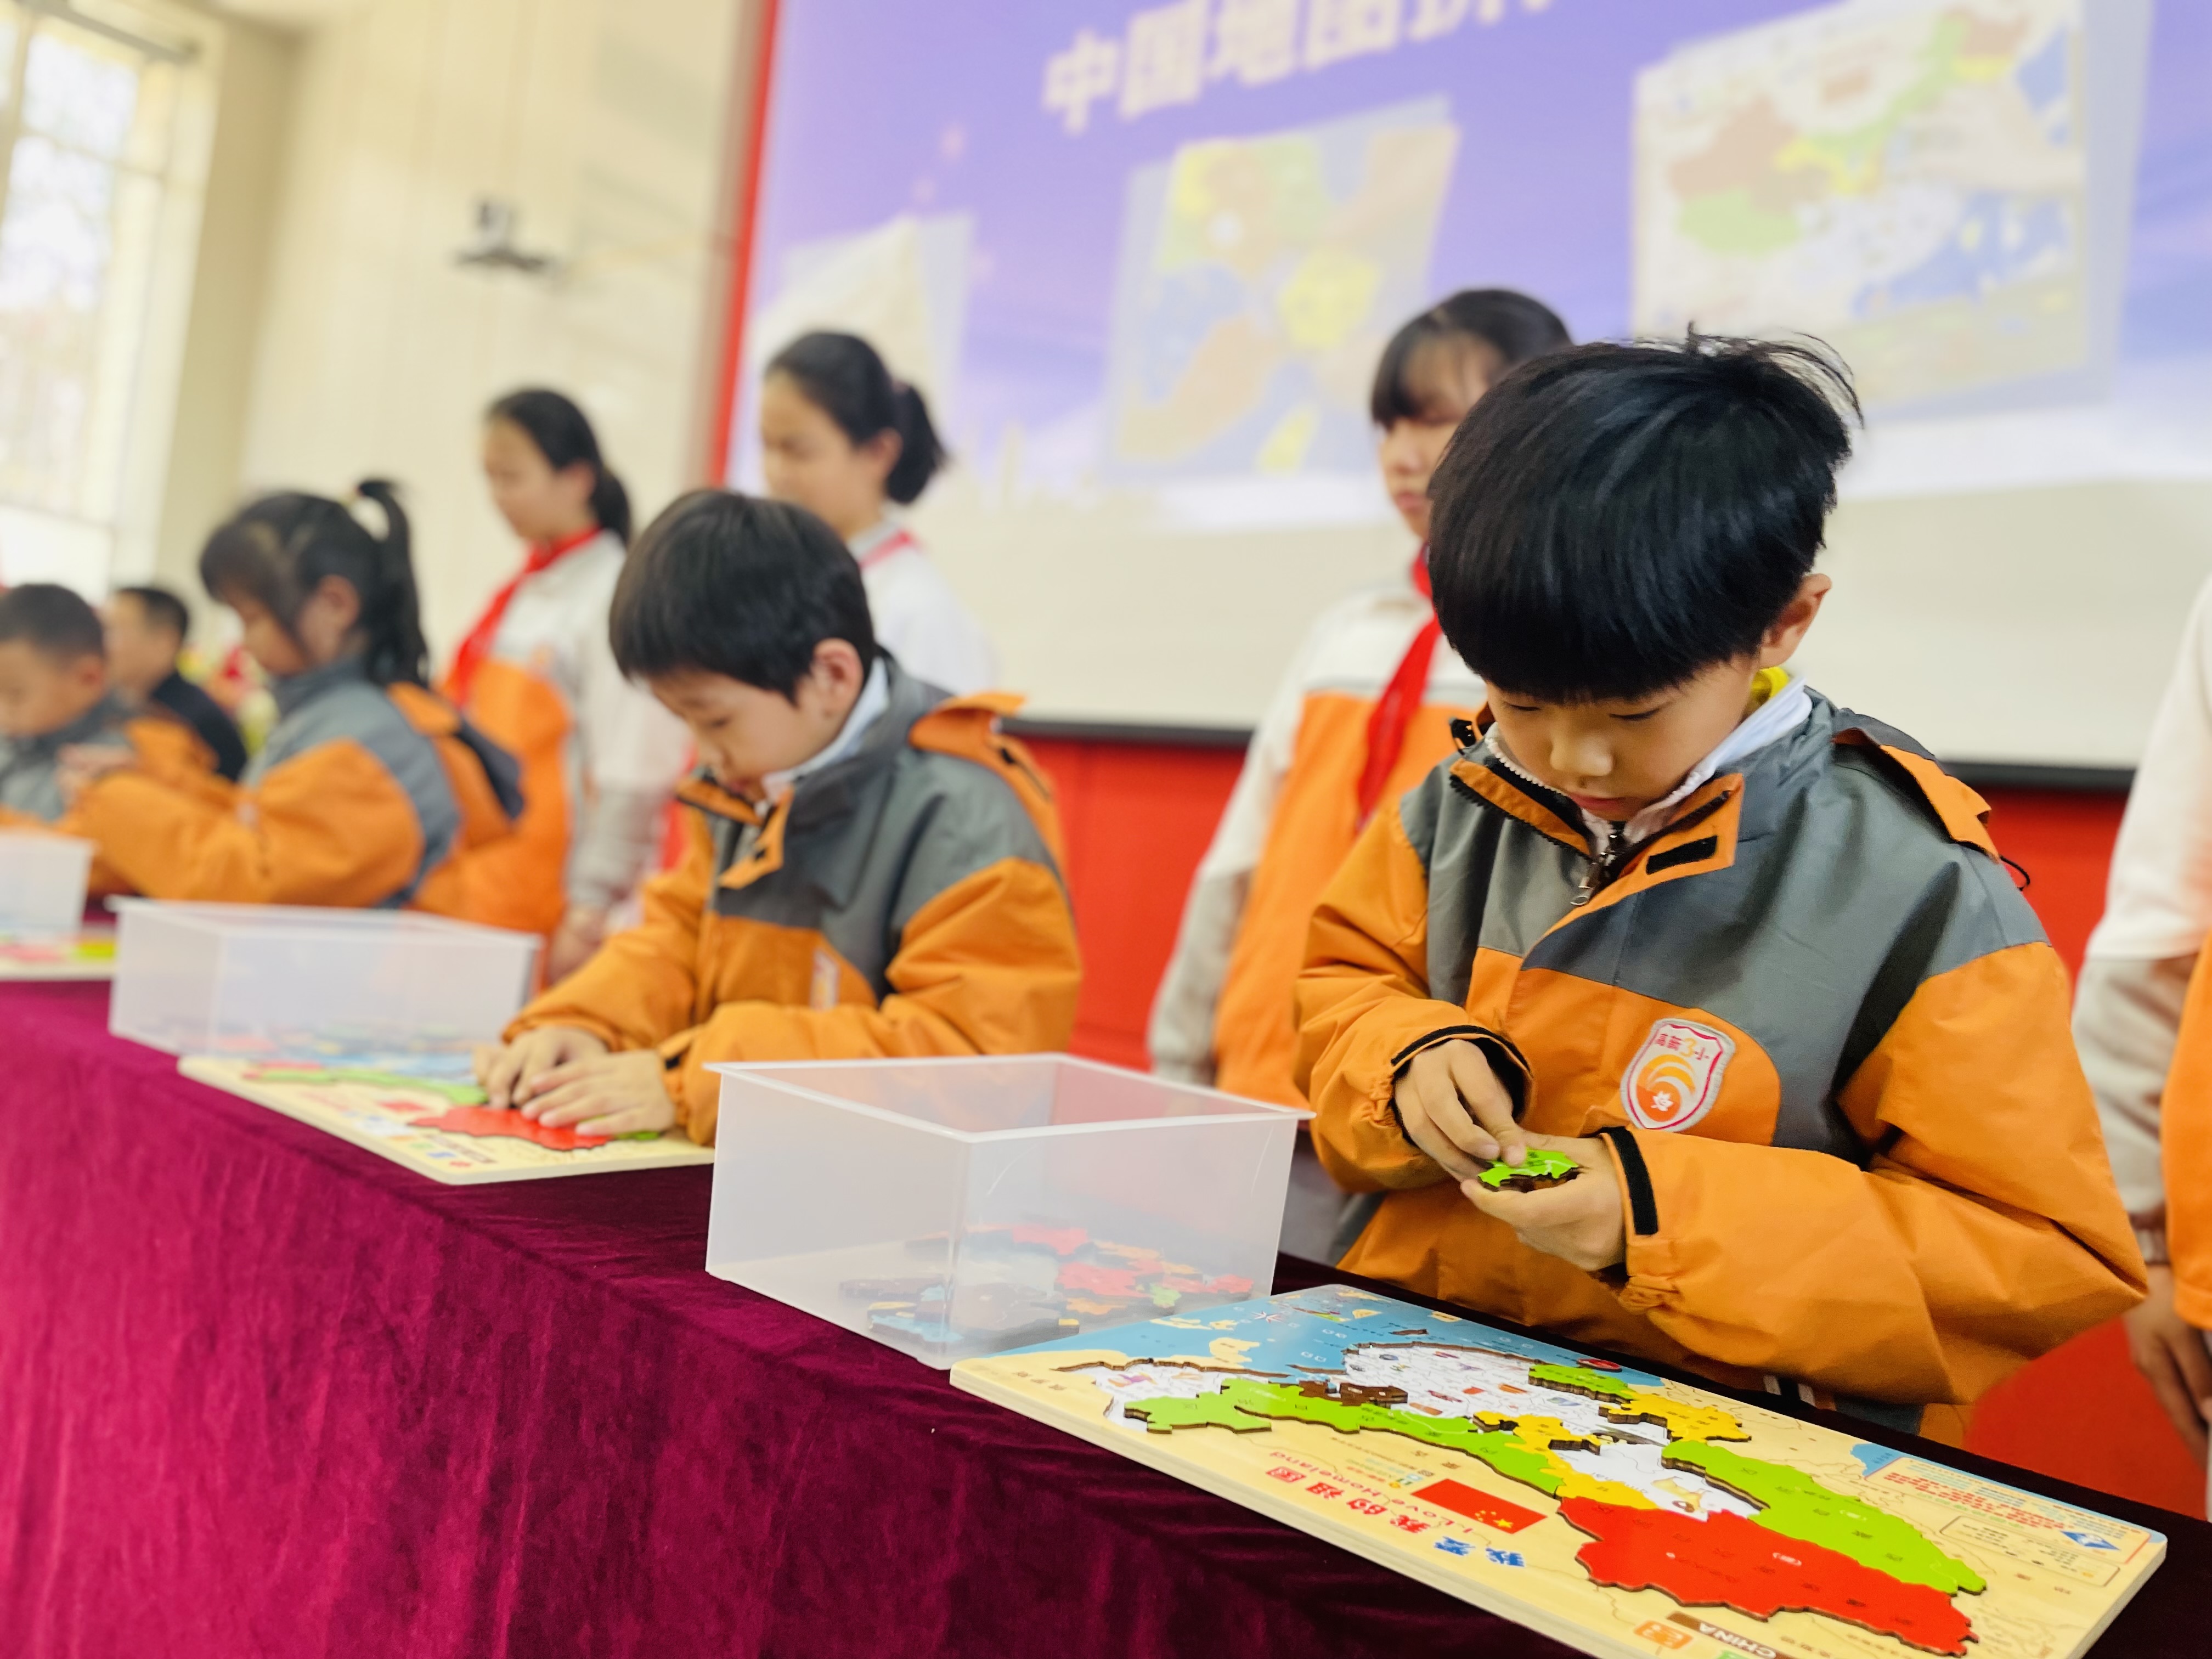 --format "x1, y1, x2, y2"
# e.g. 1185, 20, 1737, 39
226, 0, 747, 658
1028, 733, 2204, 1517
152, 10, 298, 604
